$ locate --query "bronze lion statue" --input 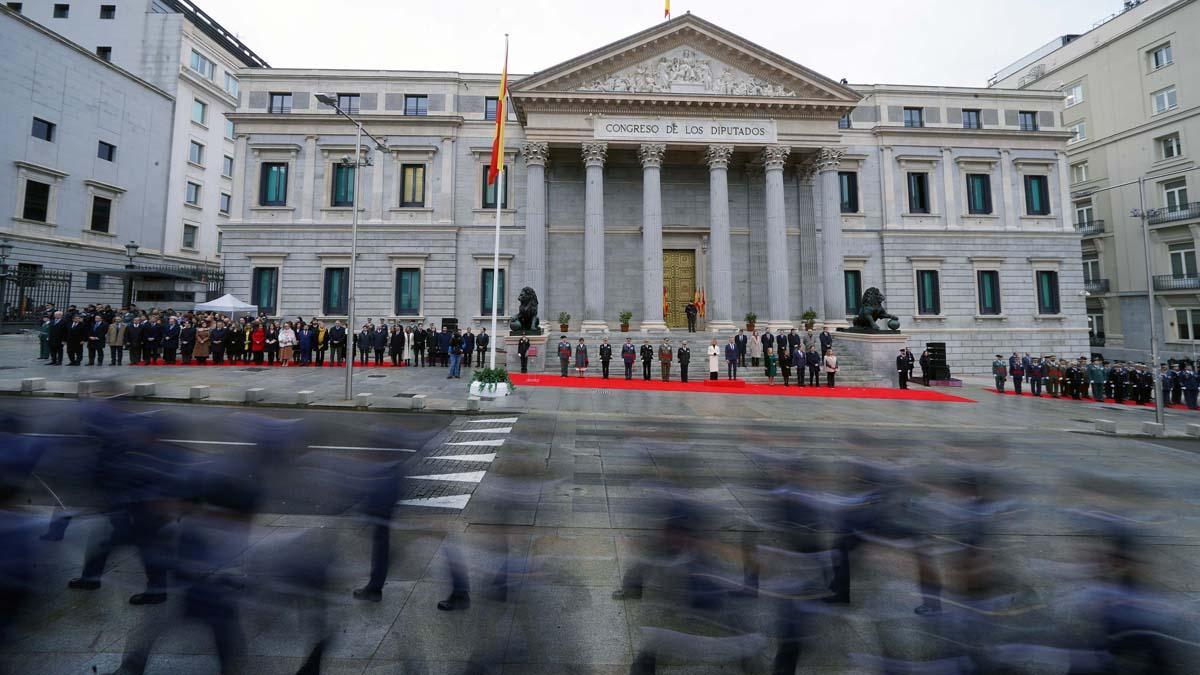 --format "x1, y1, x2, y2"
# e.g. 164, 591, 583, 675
852, 286, 901, 332
509, 286, 542, 334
